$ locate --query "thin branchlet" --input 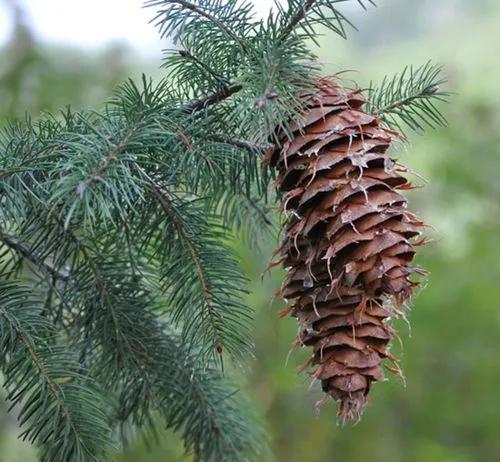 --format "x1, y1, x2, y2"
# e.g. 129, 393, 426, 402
75, 125, 139, 196
278, 0, 375, 43
182, 83, 243, 113
207, 133, 273, 155
150, 184, 224, 356
367, 62, 449, 132
177, 49, 229, 85
280, 0, 317, 39
0, 231, 69, 281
